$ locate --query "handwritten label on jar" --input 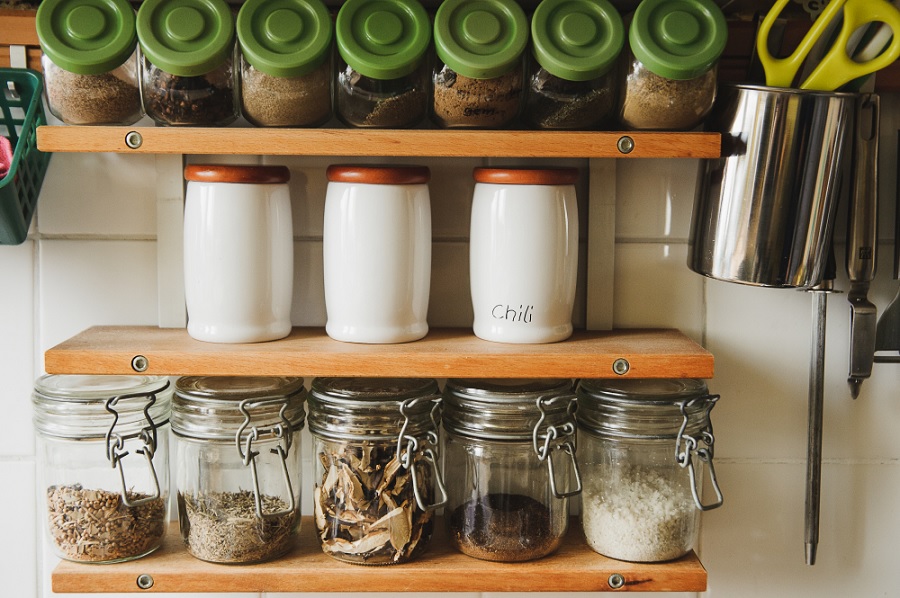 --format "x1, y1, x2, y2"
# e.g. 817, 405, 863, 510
492, 304, 534, 323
